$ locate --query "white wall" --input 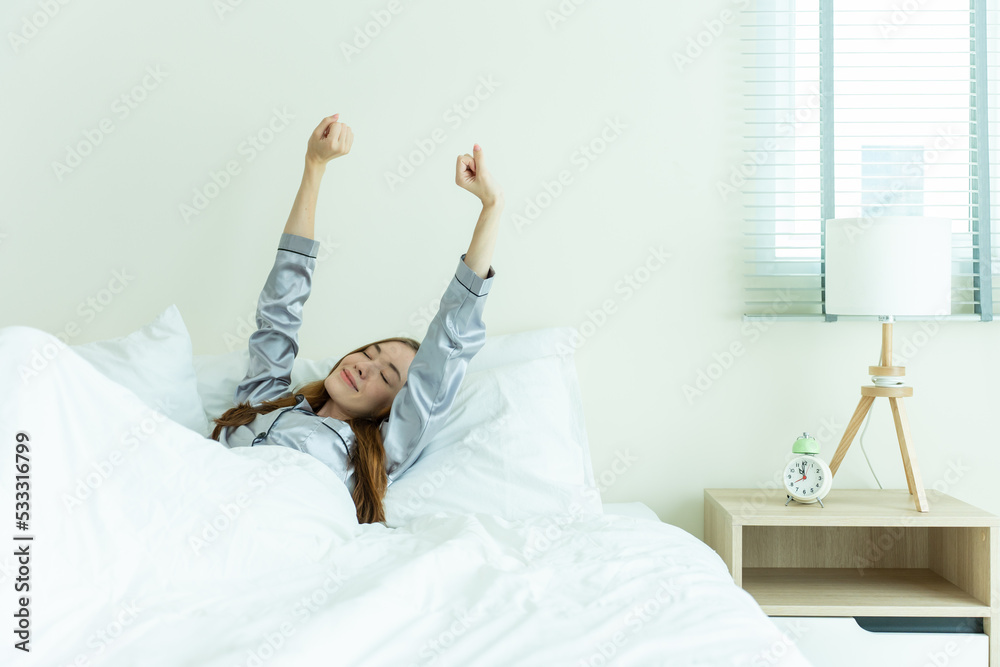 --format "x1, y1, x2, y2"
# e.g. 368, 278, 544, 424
4, 0, 998, 539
